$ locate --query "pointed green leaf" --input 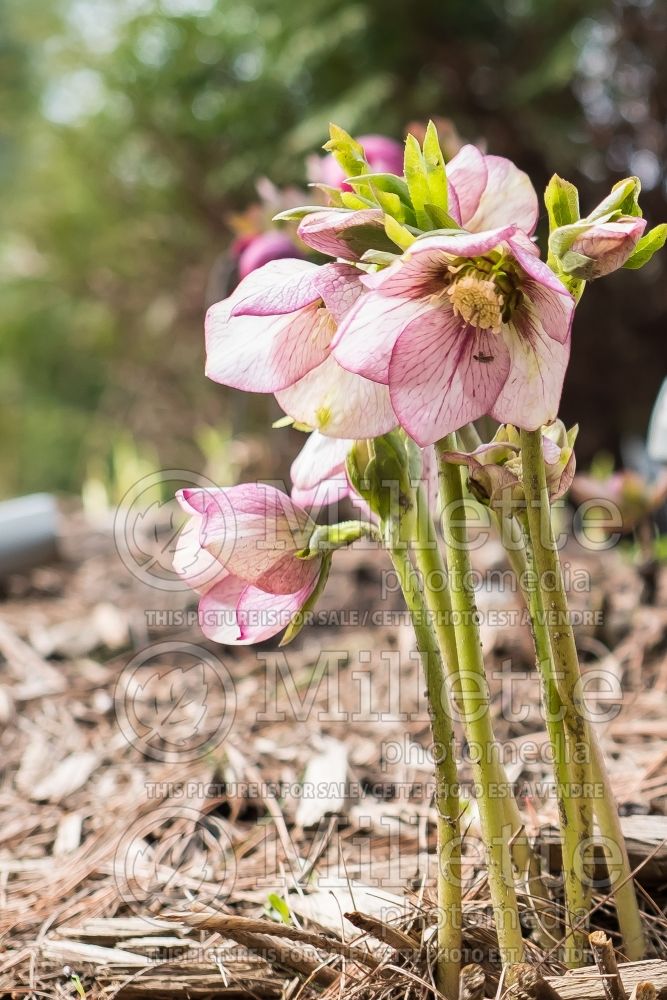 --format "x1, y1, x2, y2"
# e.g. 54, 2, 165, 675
360, 249, 400, 266
340, 190, 376, 210
544, 174, 580, 231
403, 134, 431, 230
623, 223, 667, 269
424, 203, 460, 229
588, 176, 642, 222
384, 214, 416, 250
346, 172, 411, 203
323, 123, 368, 178
422, 120, 448, 212
273, 205, 328, 222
